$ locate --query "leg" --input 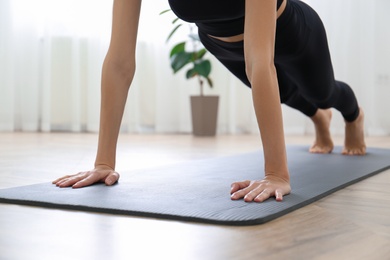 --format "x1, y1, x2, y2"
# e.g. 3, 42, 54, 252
343, 107, 366, 155
309, 109, 334, 153
199, 28, 336, 154
276, 65, 334, 153
275, 0, 365, 154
